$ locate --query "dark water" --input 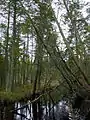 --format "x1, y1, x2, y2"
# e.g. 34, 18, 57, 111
15, 100, 71, 120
